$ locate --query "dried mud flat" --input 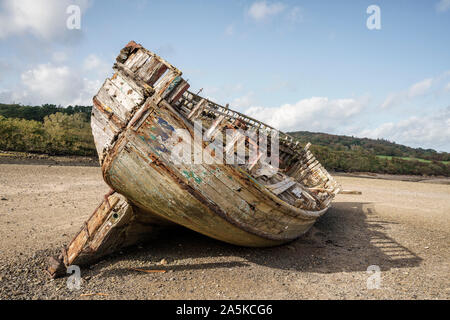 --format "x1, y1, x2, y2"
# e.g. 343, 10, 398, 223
0, 163, 449, 300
